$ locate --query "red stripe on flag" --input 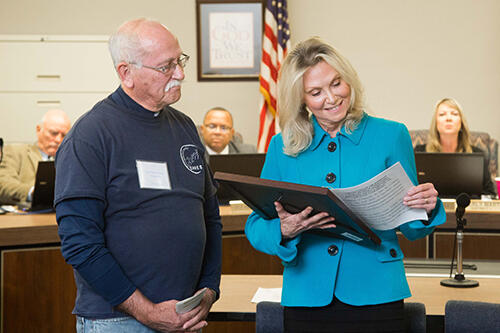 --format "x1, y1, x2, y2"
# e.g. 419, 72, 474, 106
264, 24, 278, 52
261, 50, 278, 83
265, 118, 276, 148
261, 87, 276, 115
258, 103, 267, 139
257, 0, 290, 152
